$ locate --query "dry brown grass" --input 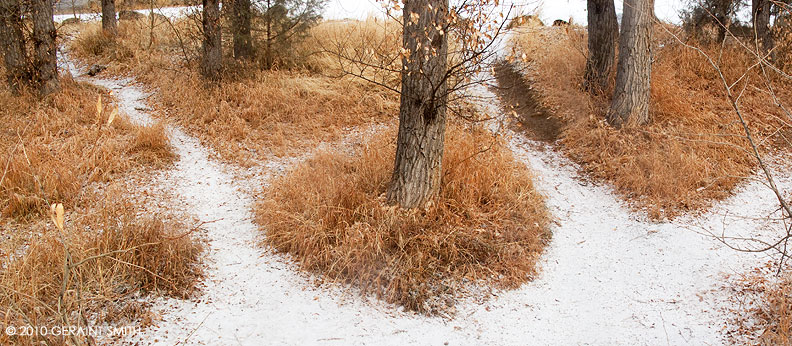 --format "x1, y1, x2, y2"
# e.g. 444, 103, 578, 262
0, 75, 200, 345
70, 20, 399, 165
0, 190, 202, 345
0, 78, 174, 219
756, 275, 792, 345
510, 27, 792, 218
256, 125, 551, 314
726, 266, 792, 345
